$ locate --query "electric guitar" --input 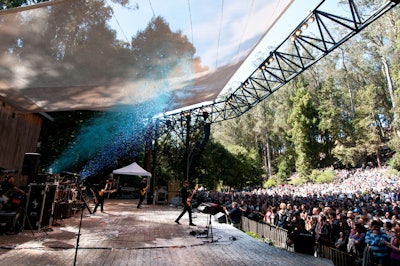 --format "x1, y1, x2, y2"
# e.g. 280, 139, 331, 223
98, 189, 117, 197
90, 188, 98, 204
186, 184, 199, 206
140, 184, 149, 196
